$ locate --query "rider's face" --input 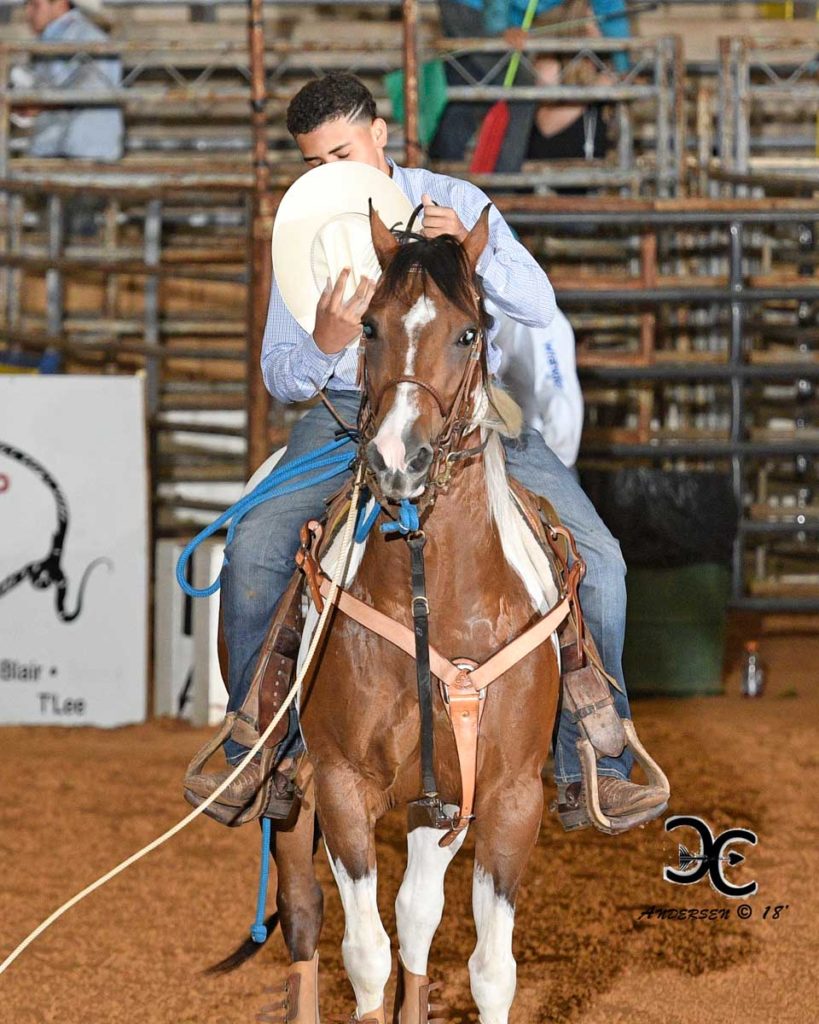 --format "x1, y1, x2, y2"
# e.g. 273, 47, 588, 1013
26, 0, 69, 35
295, 116, 390, 175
